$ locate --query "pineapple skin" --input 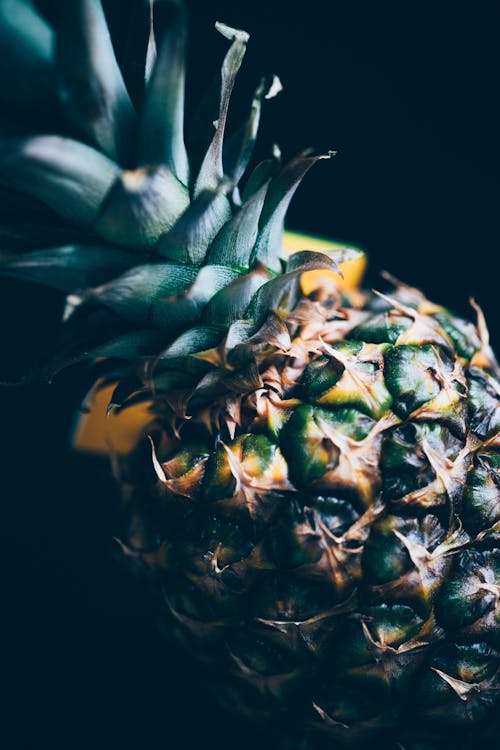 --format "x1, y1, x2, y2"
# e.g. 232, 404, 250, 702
0, 3, 498, 749
117, 279, 500, 750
